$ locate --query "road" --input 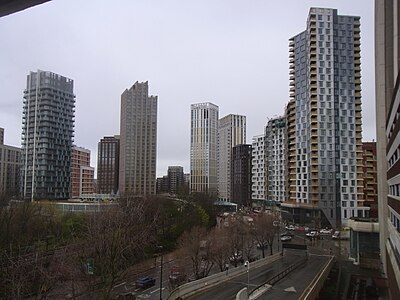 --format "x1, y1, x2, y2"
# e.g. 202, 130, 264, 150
258, 254, 330, 299
187, 251, 305, 300
110, 227, 344, 299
